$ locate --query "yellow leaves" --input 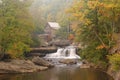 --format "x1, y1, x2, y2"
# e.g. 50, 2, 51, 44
7, 42, 30, 59
85, 19, 92, 25
87, 1, 100, 9
73, 13, 81, 17
108, 54, 120, 71
7, 49, 18, 59
69, 0, 120, 21
105, 3, 117, 9
87, 1, 119, 20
